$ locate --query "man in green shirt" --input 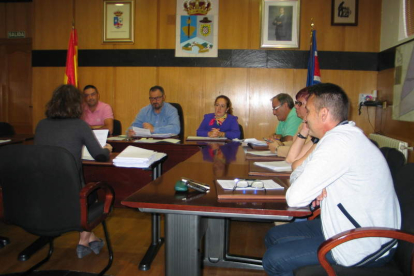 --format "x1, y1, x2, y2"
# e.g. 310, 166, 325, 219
271, 93, 302, 142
